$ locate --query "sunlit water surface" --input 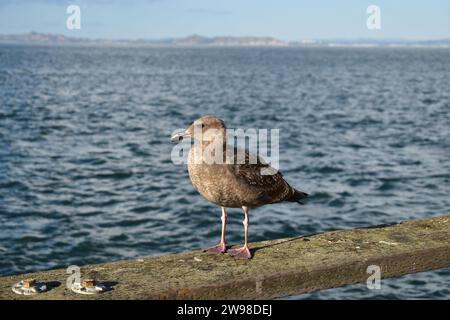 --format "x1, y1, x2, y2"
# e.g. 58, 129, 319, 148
1, 45, 449, 299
